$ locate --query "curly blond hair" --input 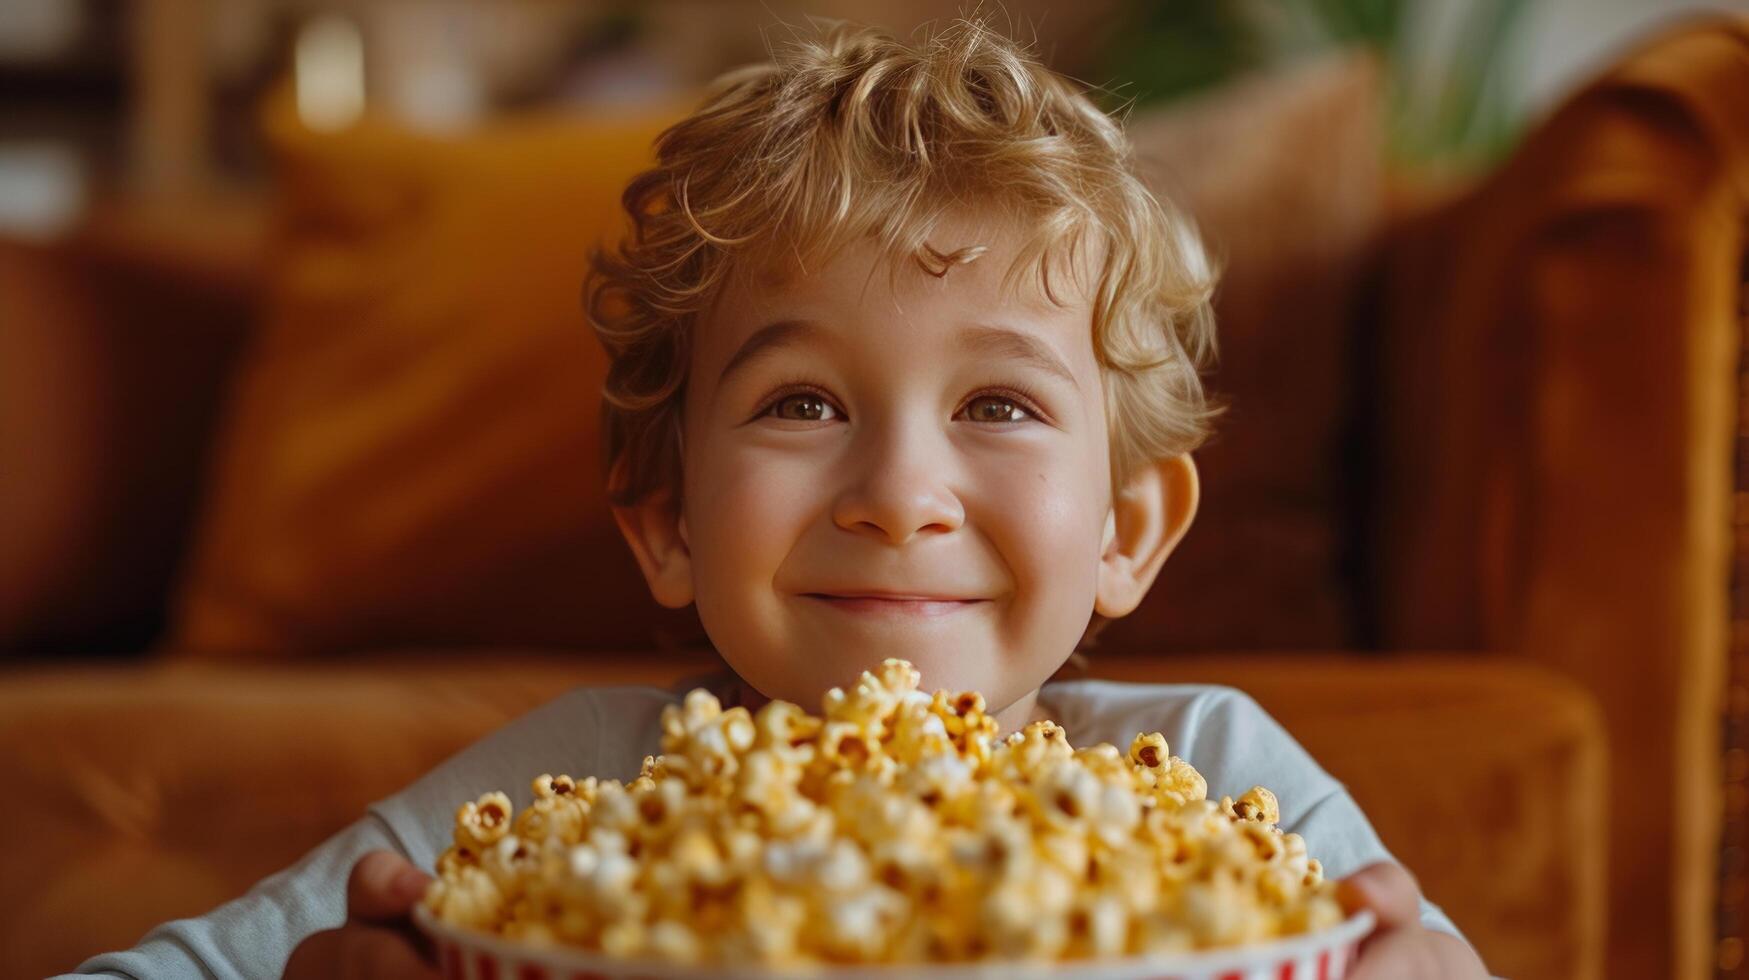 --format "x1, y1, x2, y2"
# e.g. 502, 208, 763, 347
585, 17, 1224, 657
